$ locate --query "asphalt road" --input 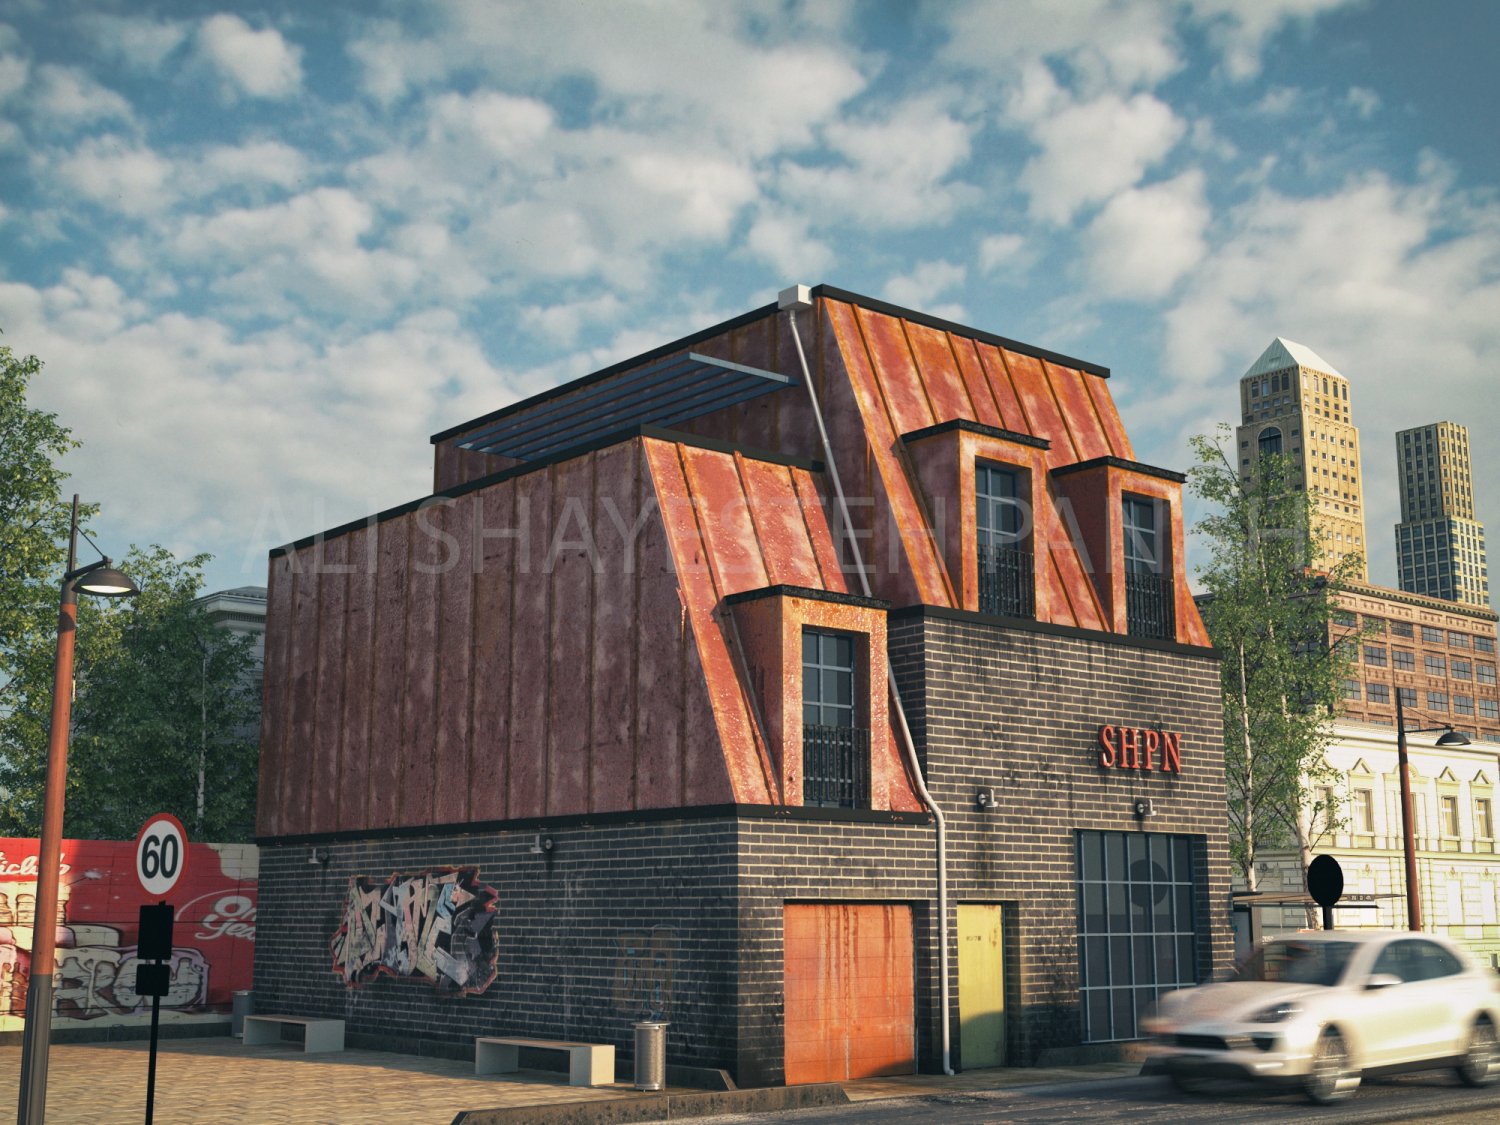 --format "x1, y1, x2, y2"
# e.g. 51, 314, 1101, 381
694, 1071, 1500, 1124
